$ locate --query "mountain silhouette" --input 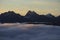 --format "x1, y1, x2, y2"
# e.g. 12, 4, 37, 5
46, 13, 55, 18
0, 10, 60, 26
25, 10, 41, 22
25, 11, 55, 22
54, 16, 60, 25
25, 10, 40, 17
0, 11, 24, 23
